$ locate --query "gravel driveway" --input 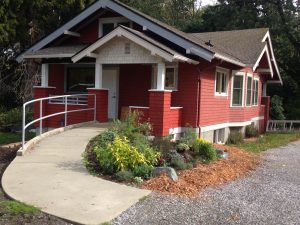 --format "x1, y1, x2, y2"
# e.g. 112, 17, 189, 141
113, 140, 300, 225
